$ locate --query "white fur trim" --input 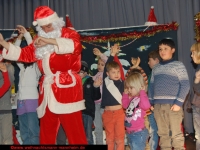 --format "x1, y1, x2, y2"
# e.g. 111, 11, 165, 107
37, 86, 86, 118
145, 22, 158, 26
54, 38, 74, 54
33, 12, 59, 26
37, 53, 81, 118
104, 77, 122, 104
2, 43, 21, 61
